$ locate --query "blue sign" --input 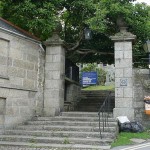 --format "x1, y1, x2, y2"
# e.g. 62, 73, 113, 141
82, 72, 97, 85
